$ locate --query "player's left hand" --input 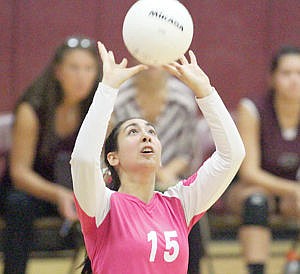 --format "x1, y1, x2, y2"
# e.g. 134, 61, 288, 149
163, 50, 212, 98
